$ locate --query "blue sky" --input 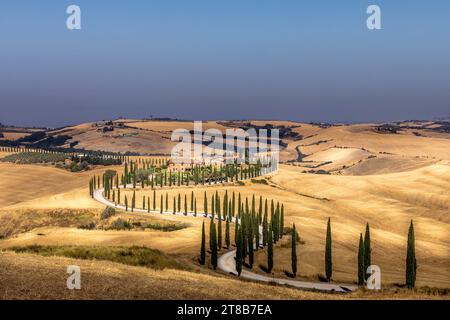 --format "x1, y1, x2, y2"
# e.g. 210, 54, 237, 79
0, 0, 449, 127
